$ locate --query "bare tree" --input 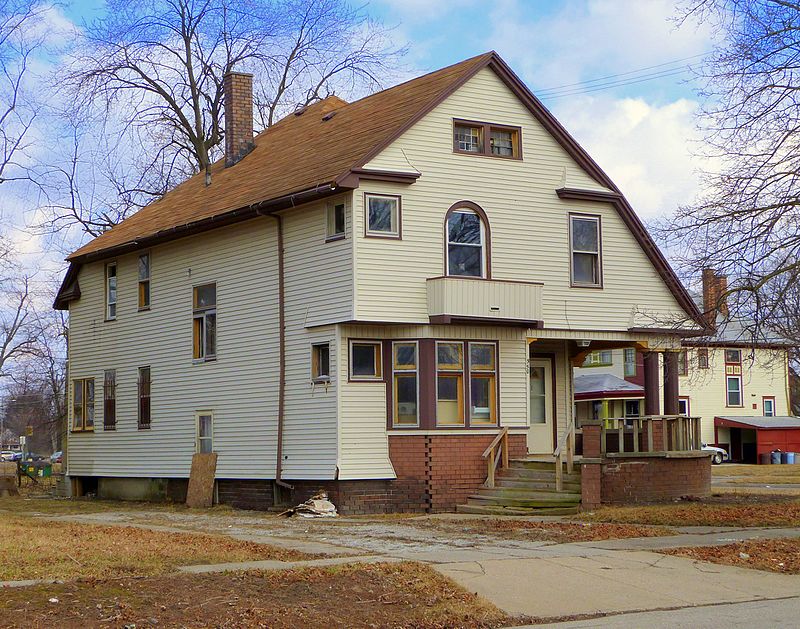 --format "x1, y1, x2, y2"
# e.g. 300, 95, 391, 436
661, 0, 800, 338
0, 0, 48, 184
0, 239, 37, 382
42, 0, 402, 237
